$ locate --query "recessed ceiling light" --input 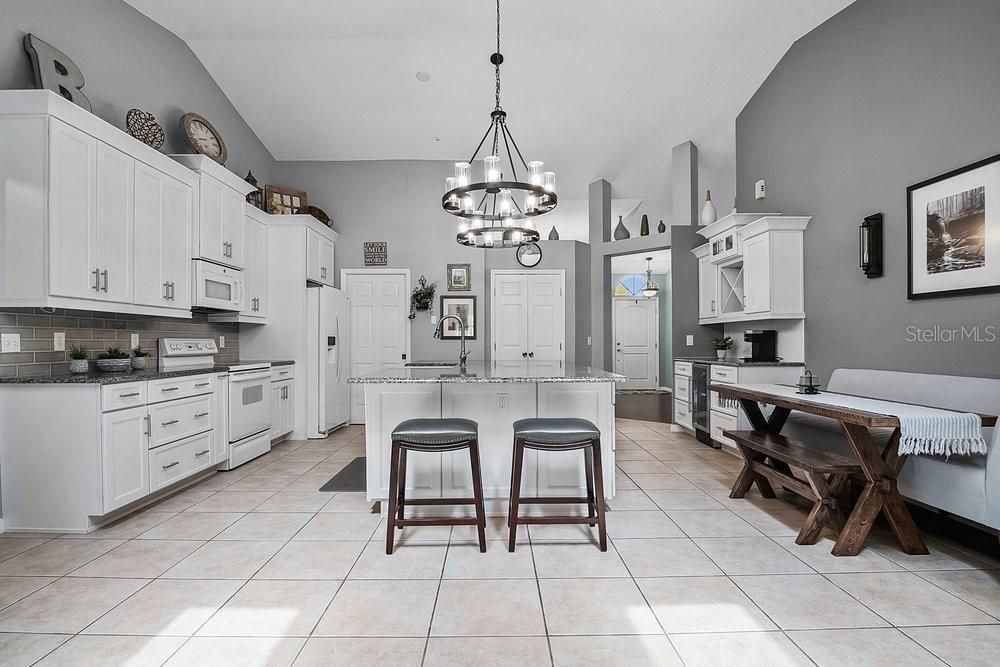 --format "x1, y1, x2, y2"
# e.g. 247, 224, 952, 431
416, 71, 431, 82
